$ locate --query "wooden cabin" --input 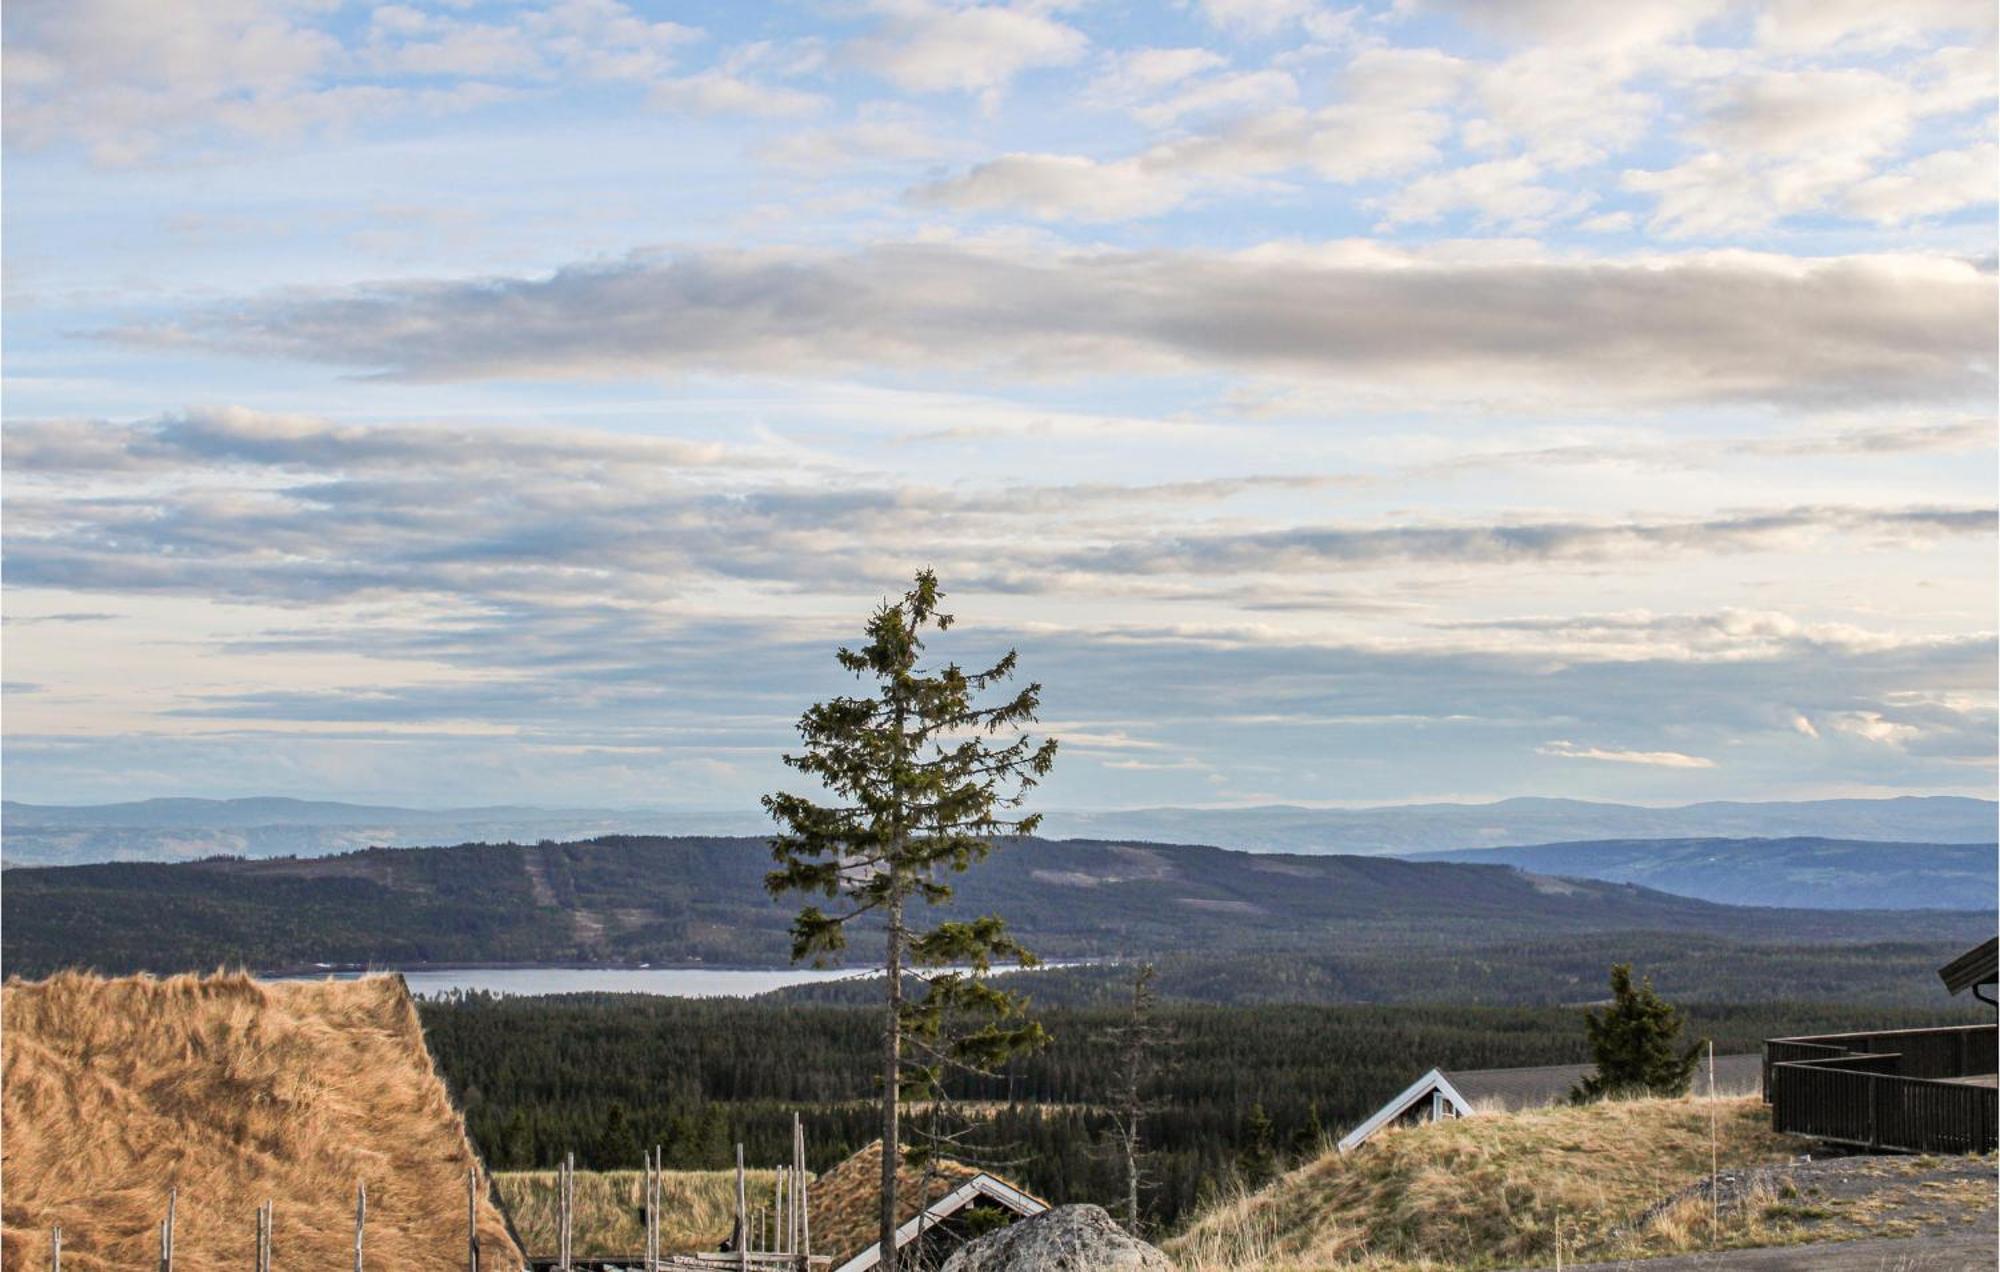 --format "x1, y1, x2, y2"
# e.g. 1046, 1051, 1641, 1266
1337, 1054, 1765, 1153
803, 1142, 1045, 1272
